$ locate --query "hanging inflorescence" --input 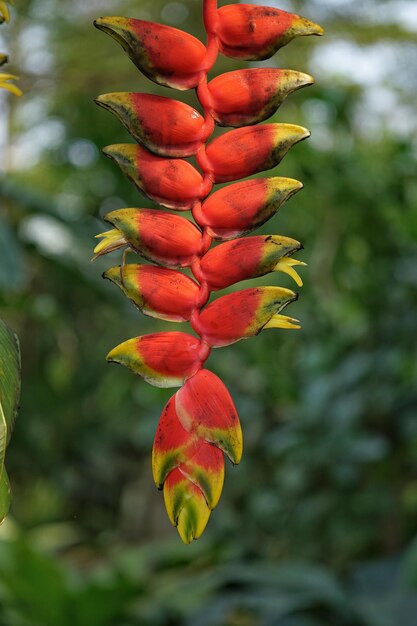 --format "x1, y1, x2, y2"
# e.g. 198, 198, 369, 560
93, 0, 323, 543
